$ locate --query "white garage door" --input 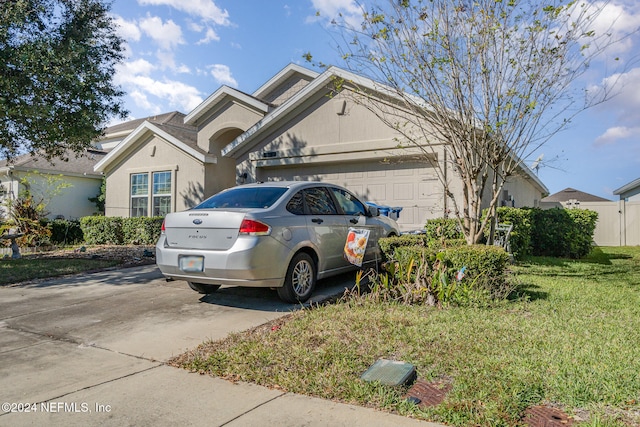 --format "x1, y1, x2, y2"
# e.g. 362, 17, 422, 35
257, 160, 444, 231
